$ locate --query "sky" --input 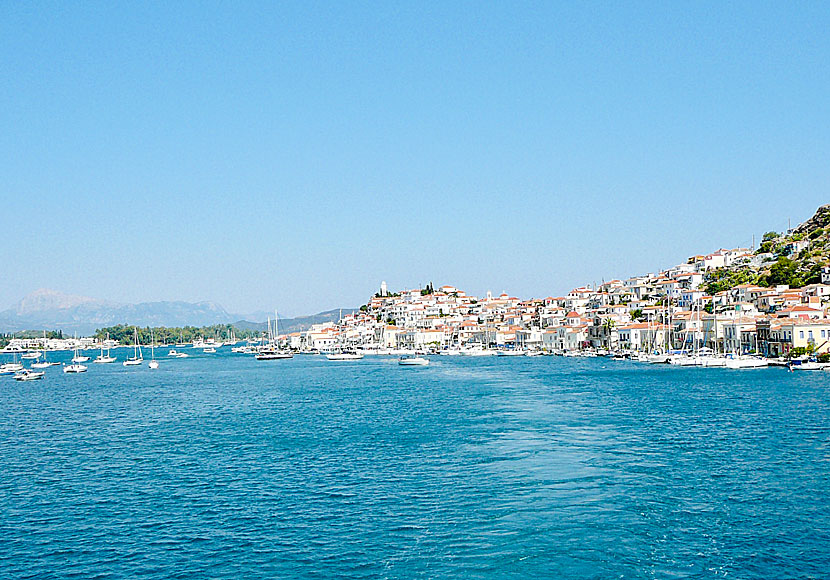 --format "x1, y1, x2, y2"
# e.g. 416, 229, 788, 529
2, 2, 829, 316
